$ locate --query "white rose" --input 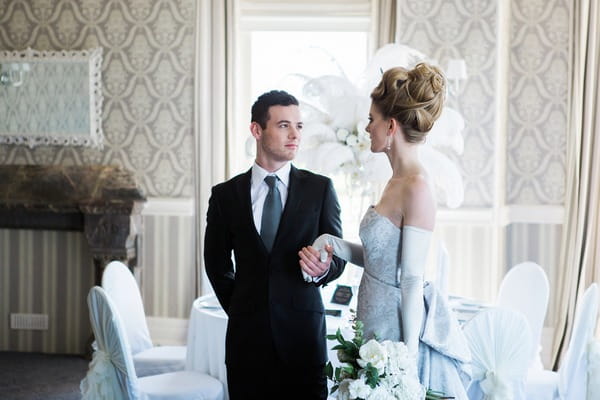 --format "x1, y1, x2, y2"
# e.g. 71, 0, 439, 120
382, 341, 416, 375
357, 339, 387, 370
366, 386, 395, 400
349, 378, 372, 399
389, 374, 425, 400
336, 128, 350, 141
